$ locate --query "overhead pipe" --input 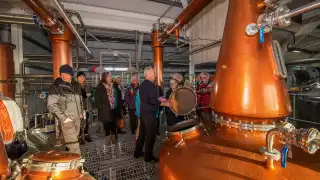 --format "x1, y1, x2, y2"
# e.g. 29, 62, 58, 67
277, 1, 320, 20
159, 0, 213, 43
285, 58, 320, 65
52, 0, 91, 55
